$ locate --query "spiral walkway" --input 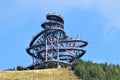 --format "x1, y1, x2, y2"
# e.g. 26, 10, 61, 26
26, 13, 88, 68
